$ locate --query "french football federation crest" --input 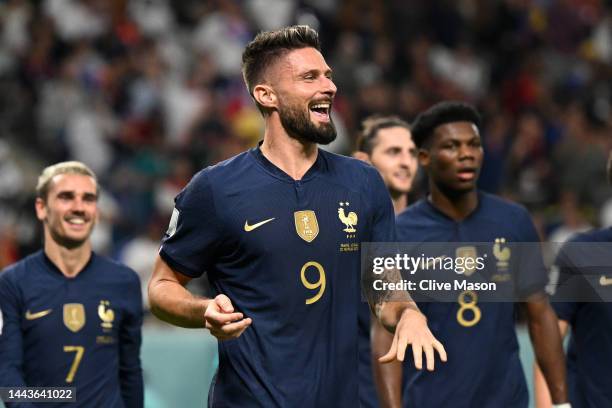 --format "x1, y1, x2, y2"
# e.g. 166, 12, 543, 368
337, 202, 358, 233
456, 246, 478, 276
98, 300, 115, 330
63, 303, 85, 333
493, 238, 510, 269
294, 210, 319, 242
